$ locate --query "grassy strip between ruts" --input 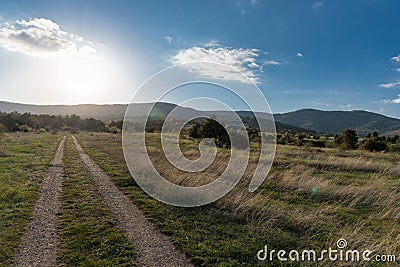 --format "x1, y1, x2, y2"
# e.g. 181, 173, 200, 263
0, 132, 62, 267
76, 133, 299, 267
57, 136, 136, 266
